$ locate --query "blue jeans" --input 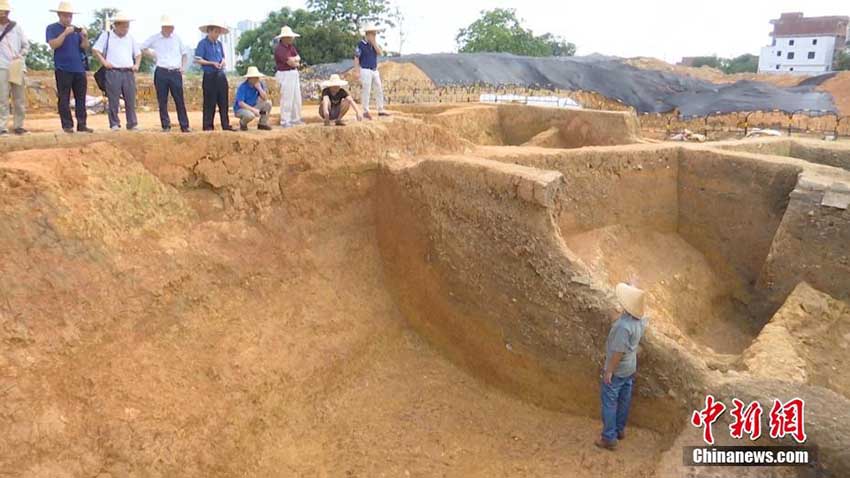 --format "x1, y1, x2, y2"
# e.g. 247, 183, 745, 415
600, 373, 634, 442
